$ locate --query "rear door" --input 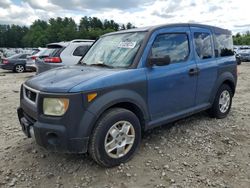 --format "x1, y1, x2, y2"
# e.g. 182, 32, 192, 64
18, 54, 28, 63
13, 54, 27, 65
190, 27, 218, 106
